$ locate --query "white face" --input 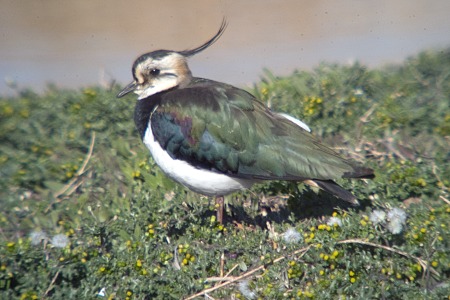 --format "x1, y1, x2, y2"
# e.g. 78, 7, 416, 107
133, 52, 191, 100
